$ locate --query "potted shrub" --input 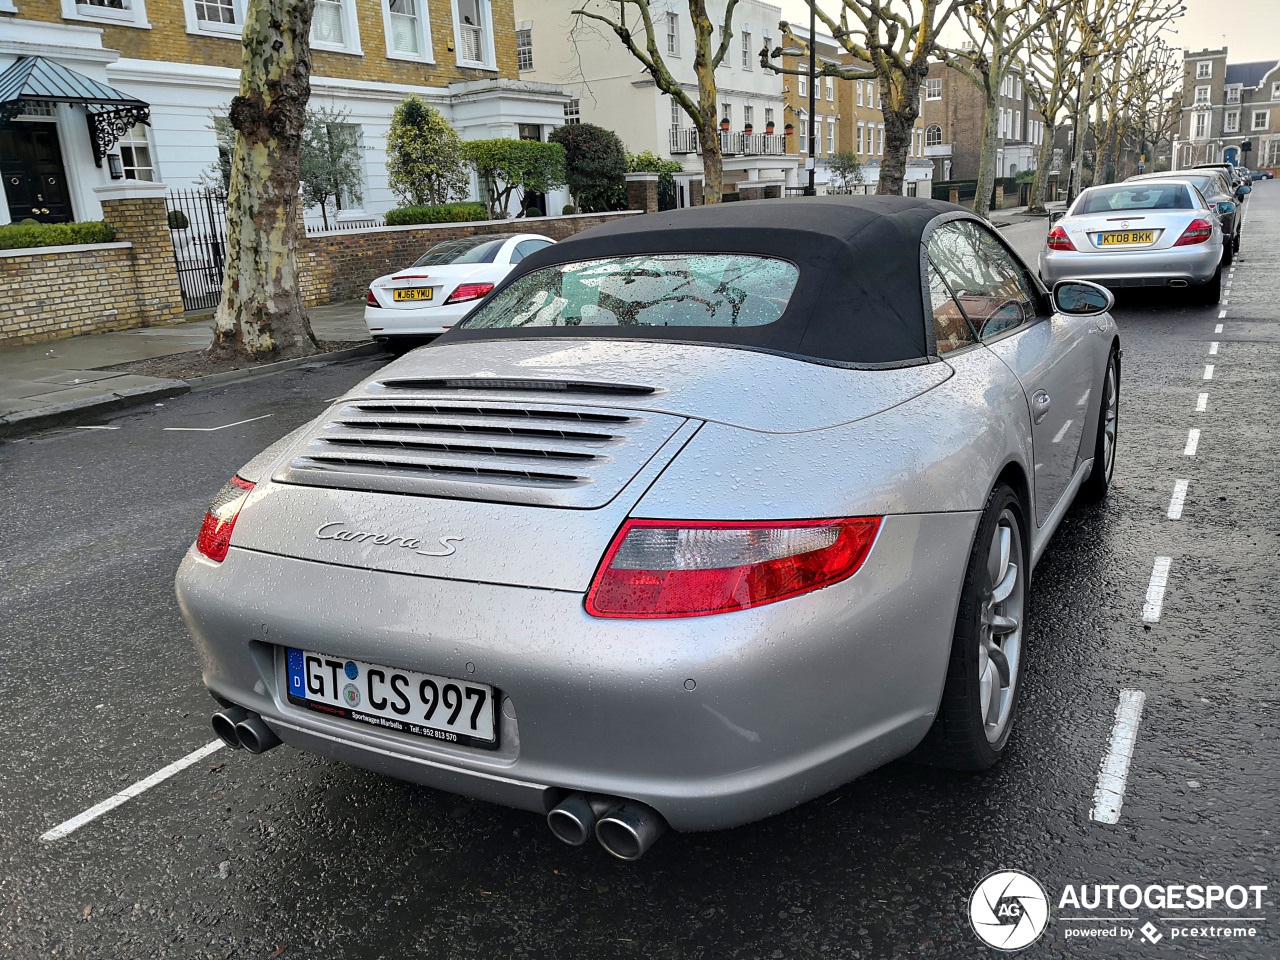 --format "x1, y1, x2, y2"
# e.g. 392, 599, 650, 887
720, 117, 730, 132
744, 122, 753, 135
765, 120, 775, 135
